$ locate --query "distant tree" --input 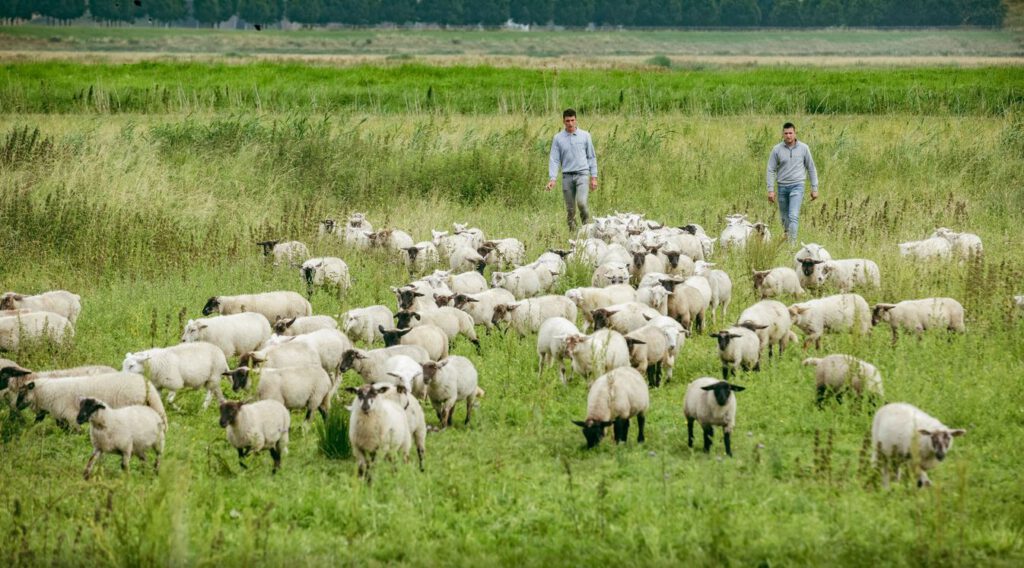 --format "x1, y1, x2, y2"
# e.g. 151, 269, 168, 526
379, 0, 416, 23
145, 0, 187, 22
844, 0, 882, 25
551, 0, 594, 26
635, 0, 683, 25
919, 0, 957, 24
806, 0, 842, 26
681, 0, 719, 26
756, 0, 773, 22
719, 0, 760, 26
0, 0, 34, 20
468, 0, 510, 25
594, 0, 638, 25
90, 0, 138, 22
417, 0, 464, 25
879, 0, 921, 25
766, 0, 801, 26
237, 0, 283, 24
510, 0, 552, 24
958, 0, 1005, 25
322, 0, 377, 24
287, 0, 323, 23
